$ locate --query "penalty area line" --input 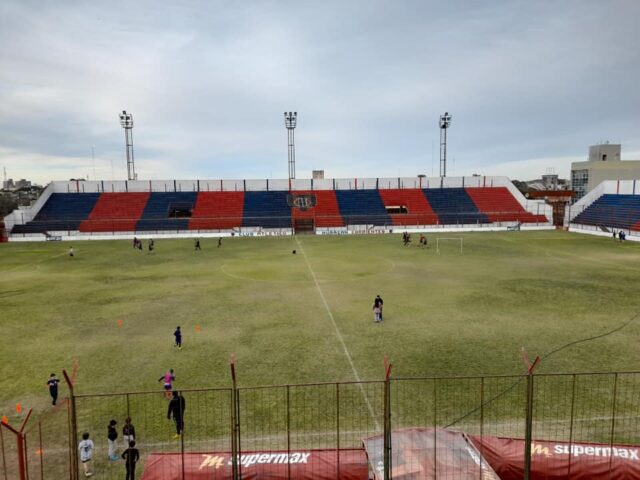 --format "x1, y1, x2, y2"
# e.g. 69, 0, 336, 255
295, 237, 380, 430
